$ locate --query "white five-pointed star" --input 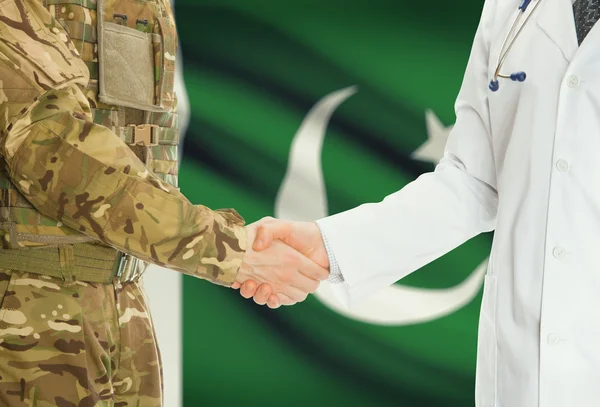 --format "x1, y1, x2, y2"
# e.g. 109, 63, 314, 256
411, 110, 454, 165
